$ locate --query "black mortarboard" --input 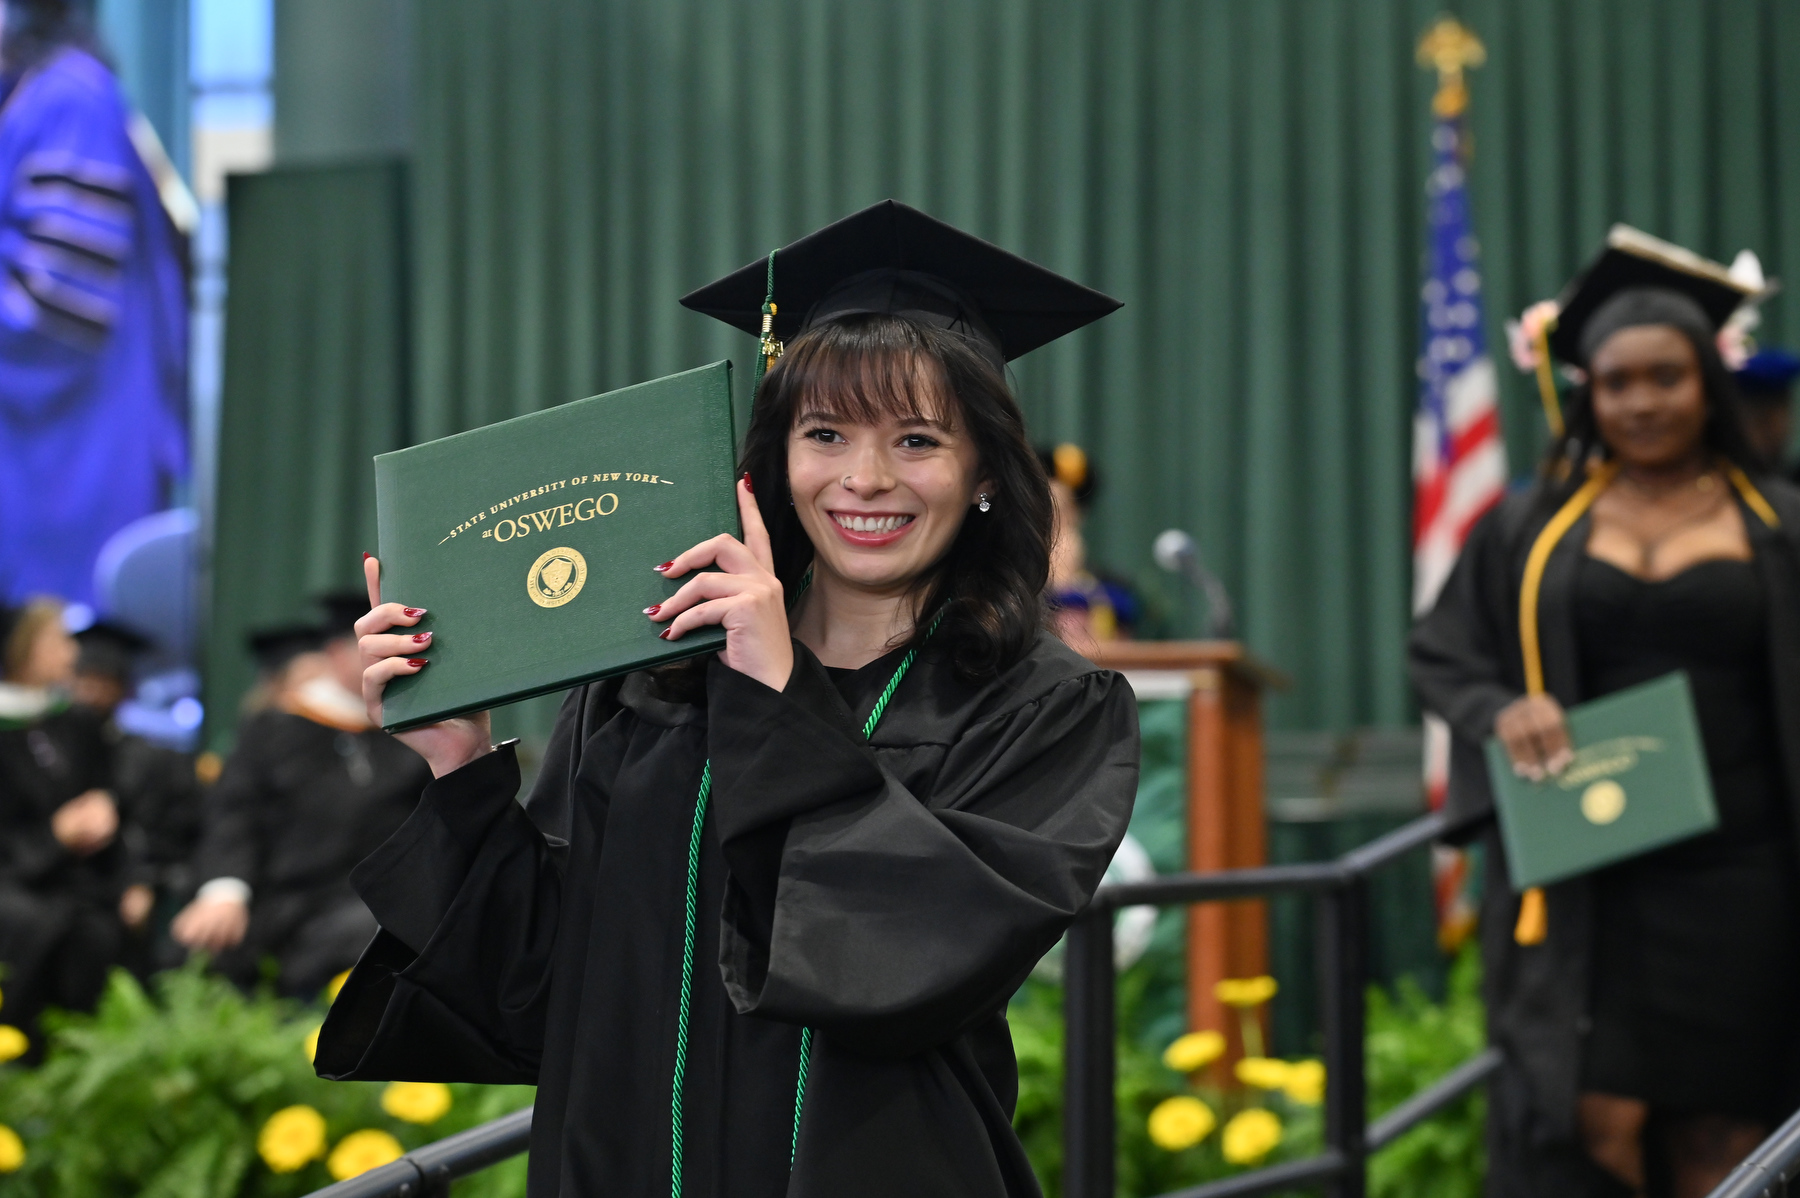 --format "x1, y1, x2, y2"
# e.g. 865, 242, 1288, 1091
1737, 348, 1800, 401
679, 200, 1121, 368
1548, 225, 1757, 364
74, 620, 152, 682
247, 624, 327, 671
315, 590, 370, 641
